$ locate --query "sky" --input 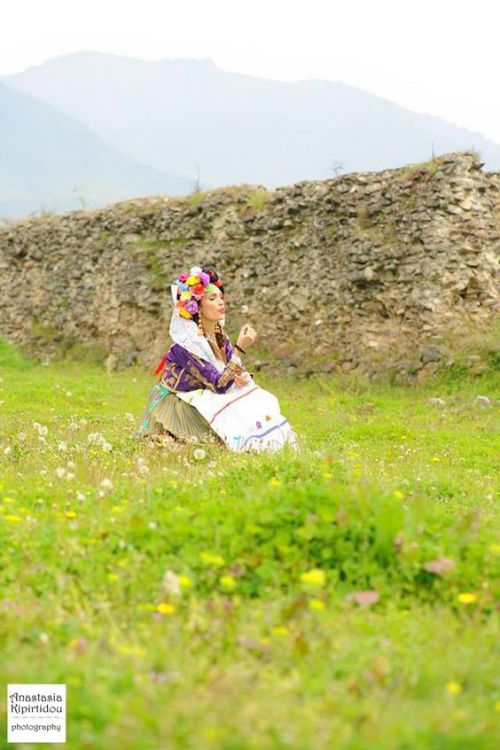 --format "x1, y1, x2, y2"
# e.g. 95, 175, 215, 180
2, 0, 500, 145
